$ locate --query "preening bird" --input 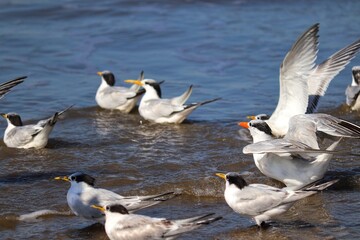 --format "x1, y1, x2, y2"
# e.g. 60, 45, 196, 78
1, 105, 73, 149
